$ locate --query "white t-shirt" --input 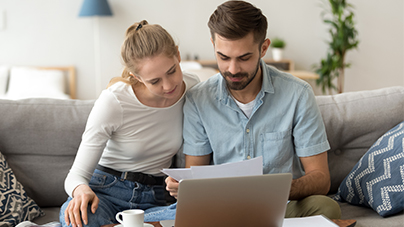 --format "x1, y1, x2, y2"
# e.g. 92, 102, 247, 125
233, 97, 256, 118
65, 73, 199, 197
